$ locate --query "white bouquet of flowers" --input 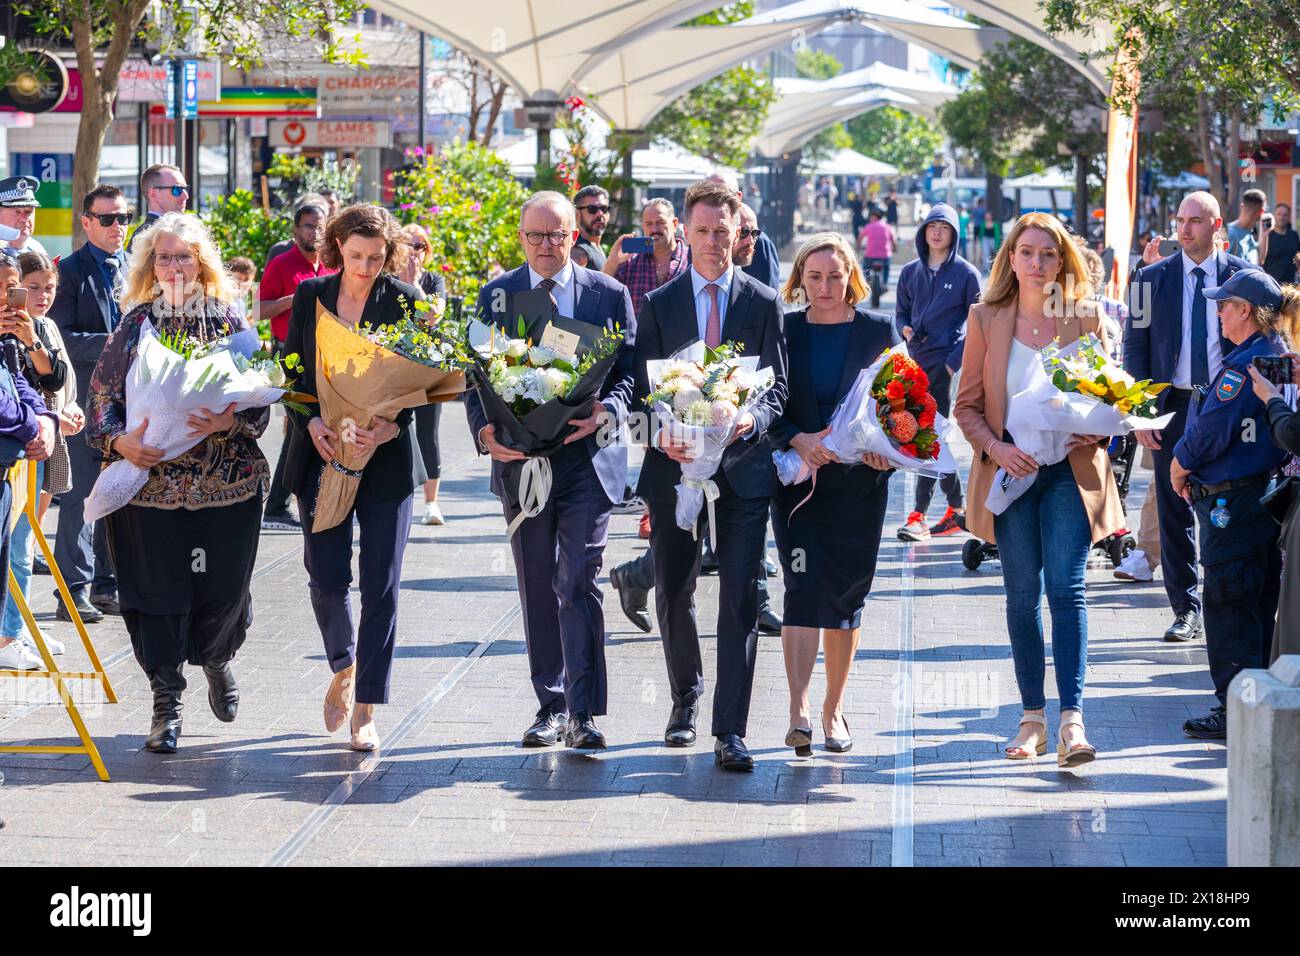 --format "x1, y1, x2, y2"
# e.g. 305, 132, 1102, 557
986, 334, 1174, 515
645, 341, 775, 544
82, 321, 298, 522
